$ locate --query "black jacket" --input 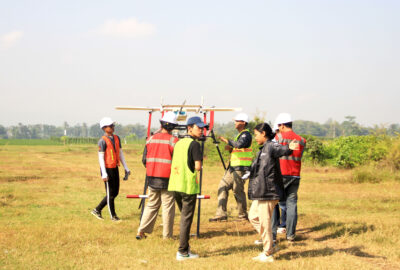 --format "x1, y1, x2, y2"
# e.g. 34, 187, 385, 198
248, 140, 292, 201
